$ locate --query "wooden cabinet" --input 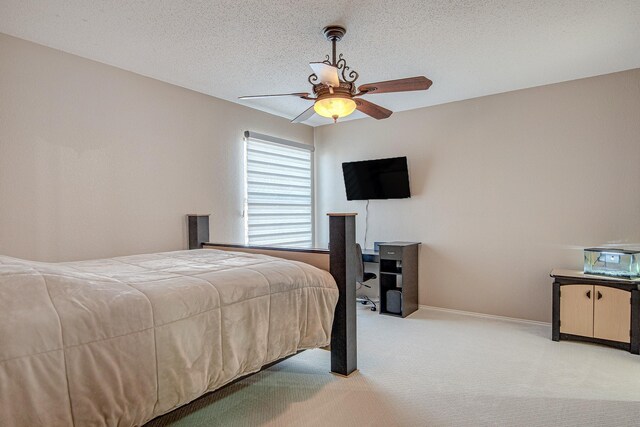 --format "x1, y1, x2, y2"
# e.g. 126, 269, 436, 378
378, 242, 419, 318
559, 284, 630, 343
551, 269, 640, 354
